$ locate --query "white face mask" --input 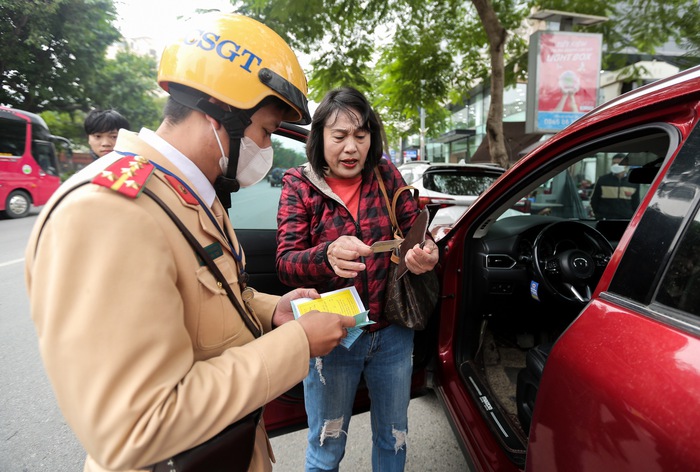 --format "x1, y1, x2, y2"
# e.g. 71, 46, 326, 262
212, 123, 274, 188
610, 164, 627, 174
236, 136, 274, 188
